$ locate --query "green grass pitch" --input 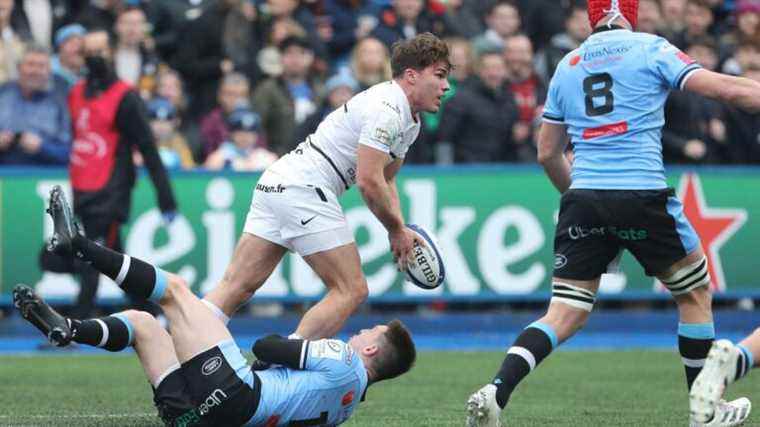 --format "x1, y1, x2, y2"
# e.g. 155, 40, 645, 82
1, 350, 758, 426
